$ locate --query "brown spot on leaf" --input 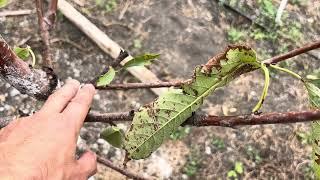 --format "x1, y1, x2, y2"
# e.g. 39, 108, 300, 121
202, 44, 251, 73
316, 153, 320, 164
